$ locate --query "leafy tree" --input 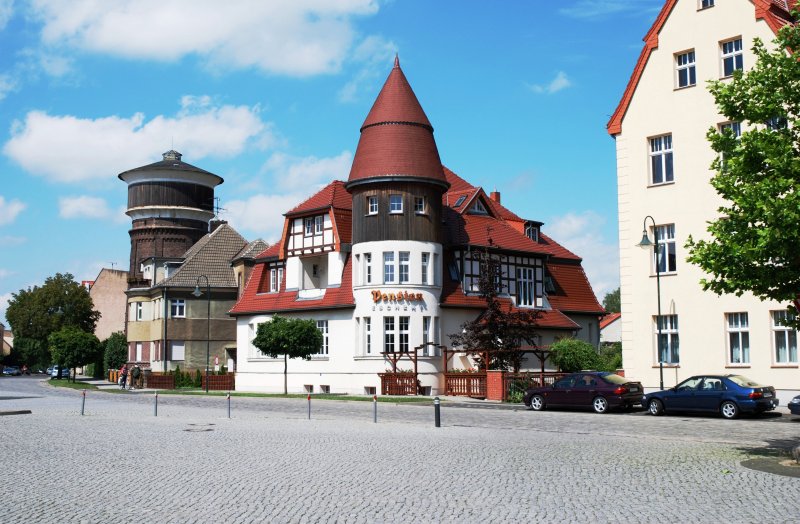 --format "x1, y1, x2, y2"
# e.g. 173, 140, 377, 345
48, 326, 101, 382
252, 316, 323, 394
686, 16, 800, 325
602, 288, 620, 314
448, 250, 541, 372
549, 338, 600, 373
103, 332, 128, 373
598, 342, 622, 372
6, 273, 100, 367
